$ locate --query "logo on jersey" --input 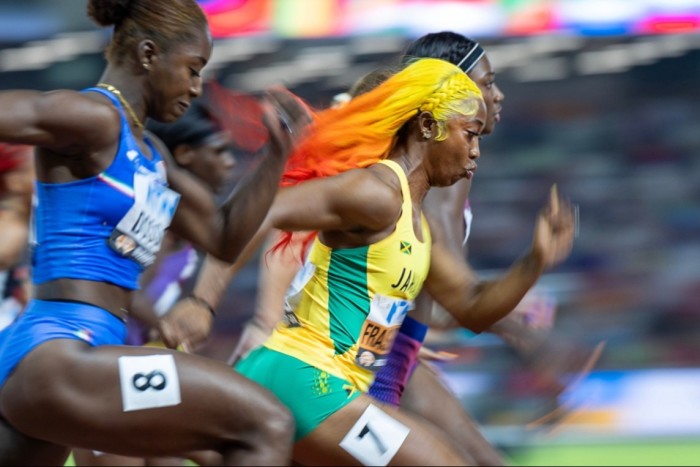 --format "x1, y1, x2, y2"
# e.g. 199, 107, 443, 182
399, 241, 412, 255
